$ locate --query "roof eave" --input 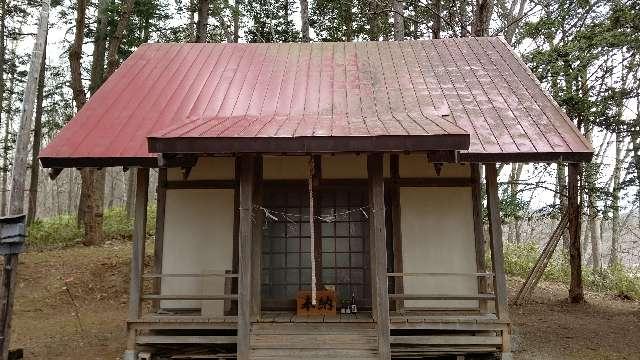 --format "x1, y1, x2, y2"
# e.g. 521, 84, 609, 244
147, 134, 471, 154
